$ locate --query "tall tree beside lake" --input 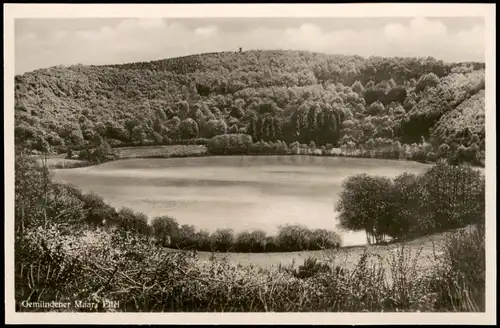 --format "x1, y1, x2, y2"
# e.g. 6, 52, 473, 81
335, 174, 394, 244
